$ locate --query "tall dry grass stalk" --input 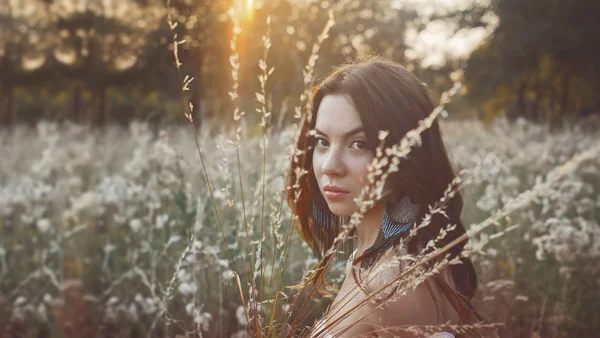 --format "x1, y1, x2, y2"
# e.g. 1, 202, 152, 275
163, 1, 235, 336
164, 3, 289, 337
